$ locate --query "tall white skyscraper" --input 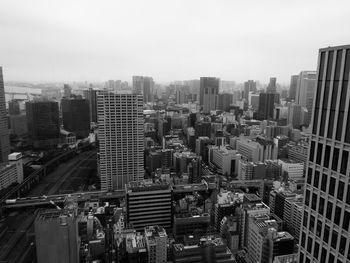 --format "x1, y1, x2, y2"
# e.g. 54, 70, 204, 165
97, 90, 144, 191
